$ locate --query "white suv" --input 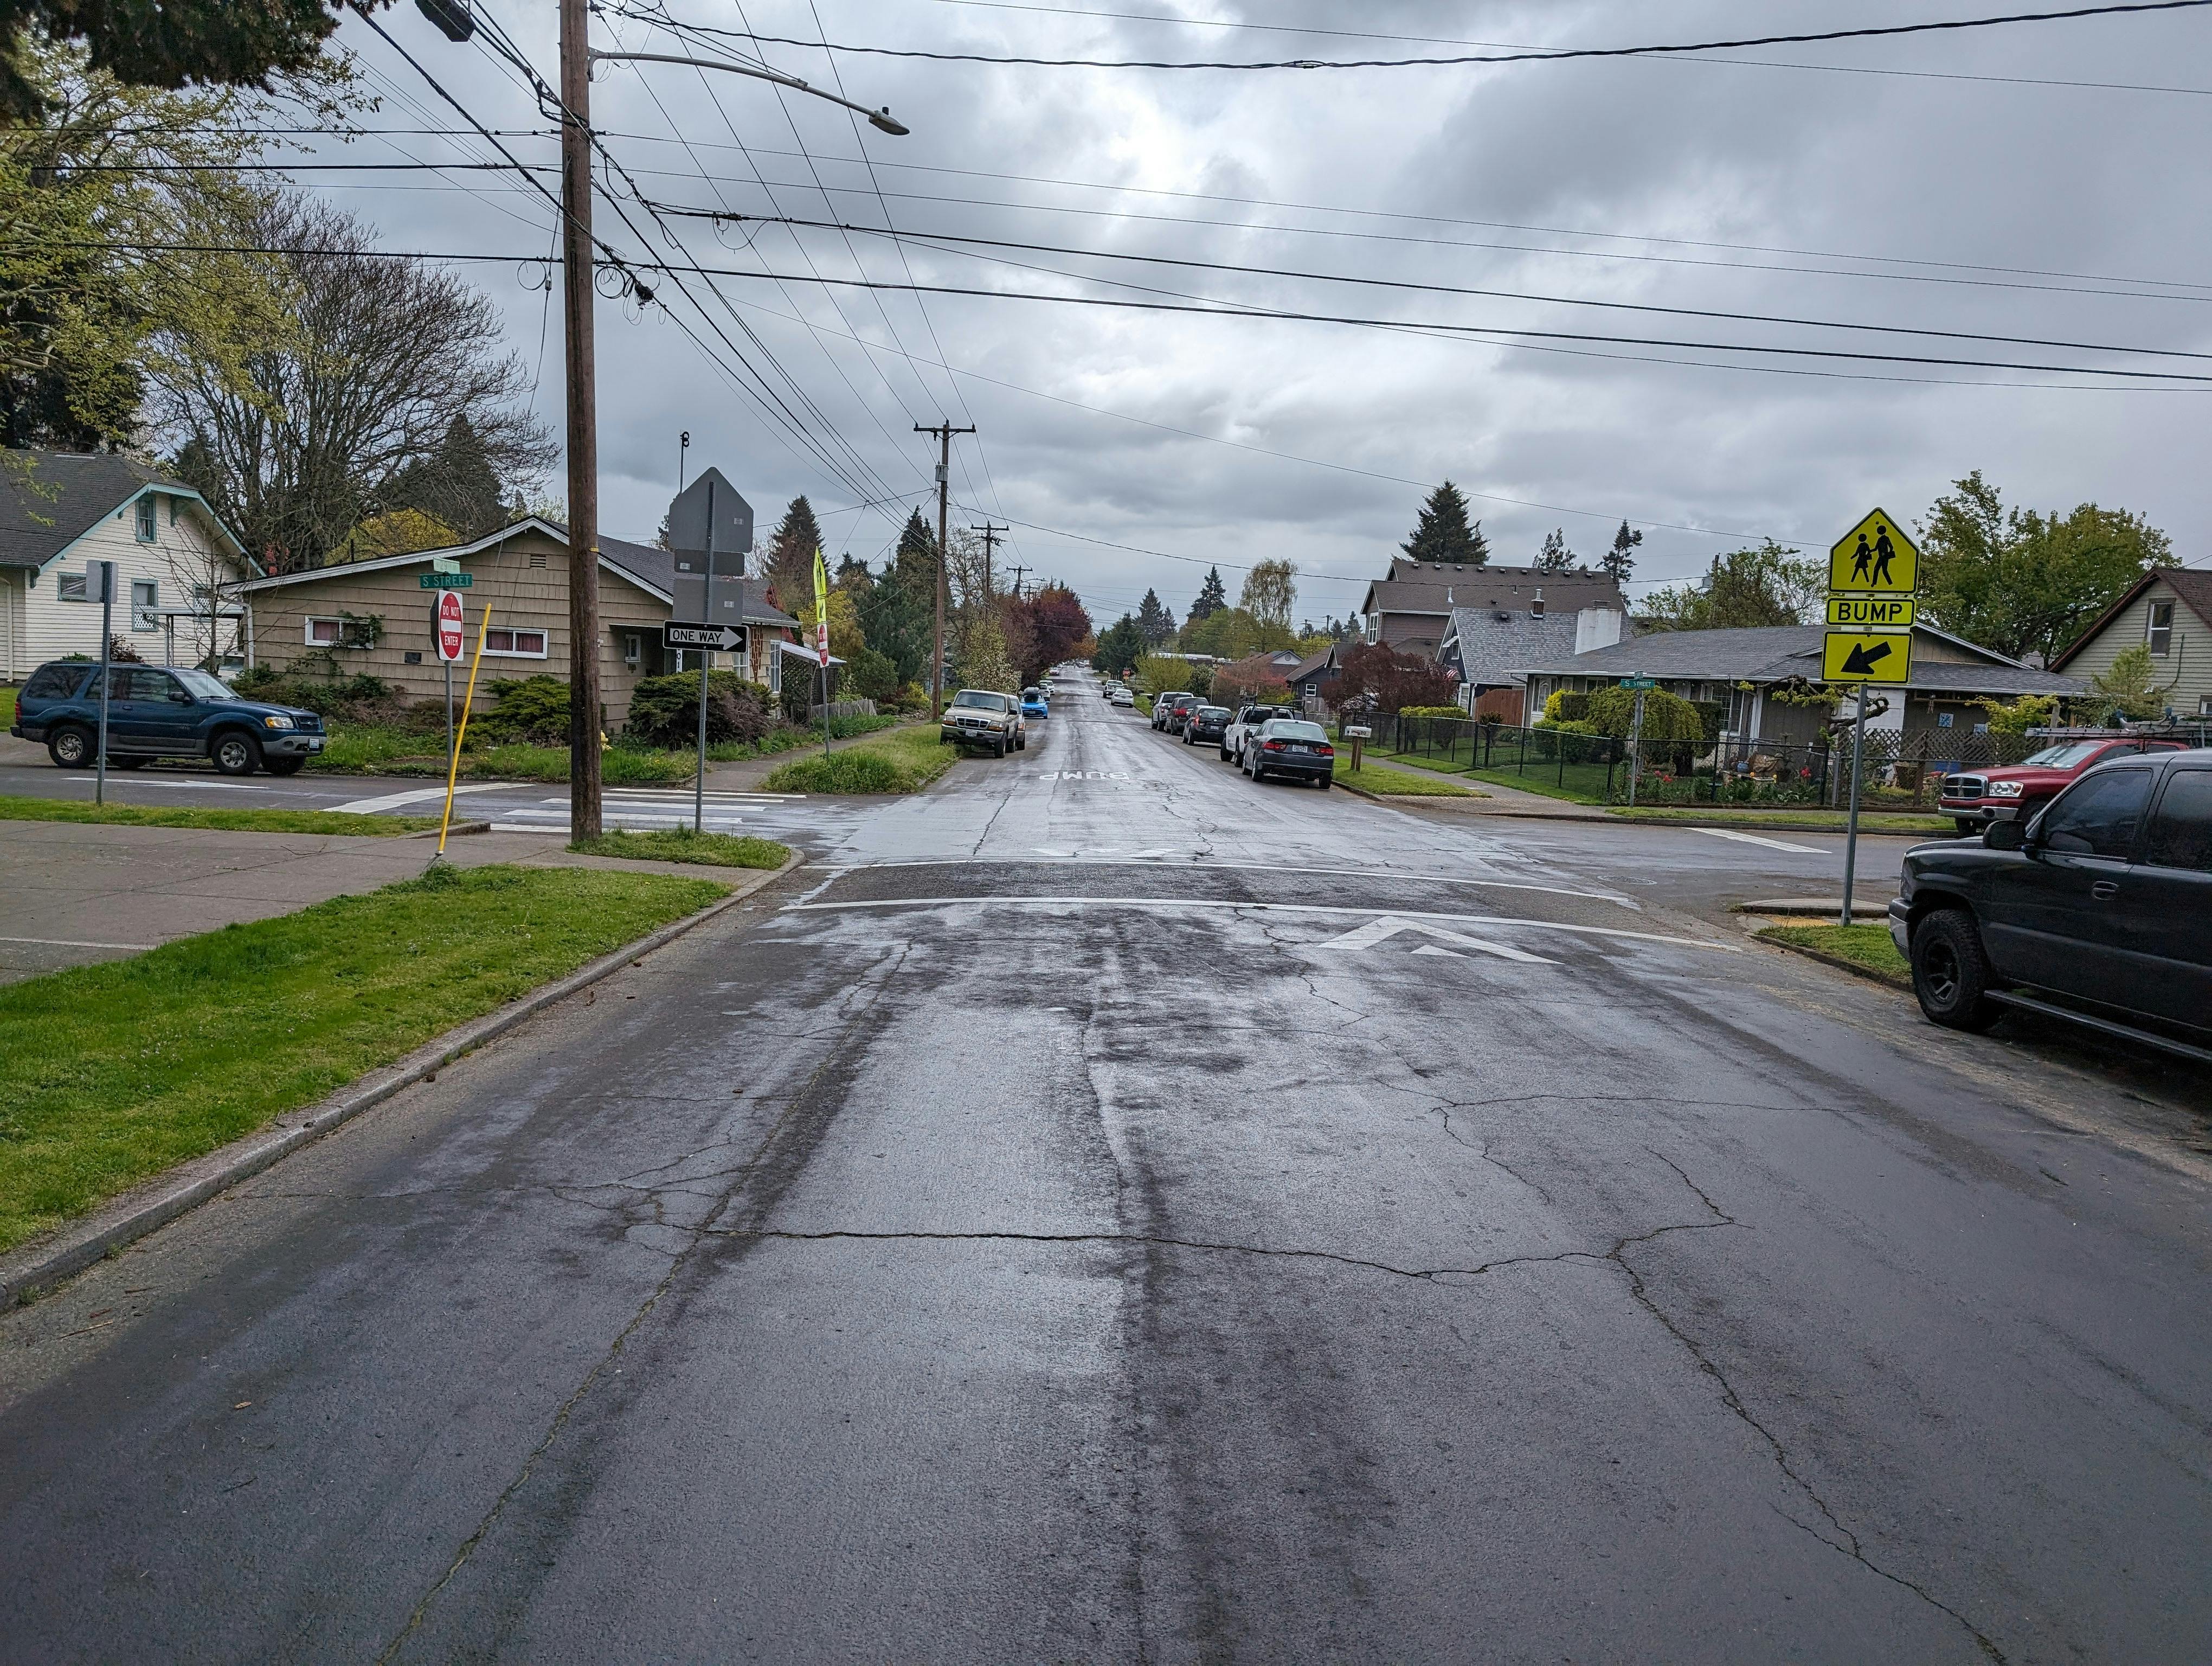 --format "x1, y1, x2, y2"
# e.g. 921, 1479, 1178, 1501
940, 689, 1025, 757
